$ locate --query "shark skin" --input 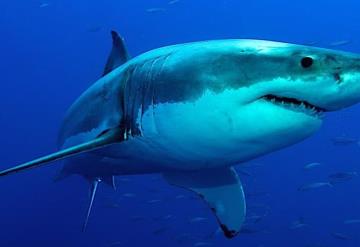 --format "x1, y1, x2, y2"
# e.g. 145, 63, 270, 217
2, 31, 360, 238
